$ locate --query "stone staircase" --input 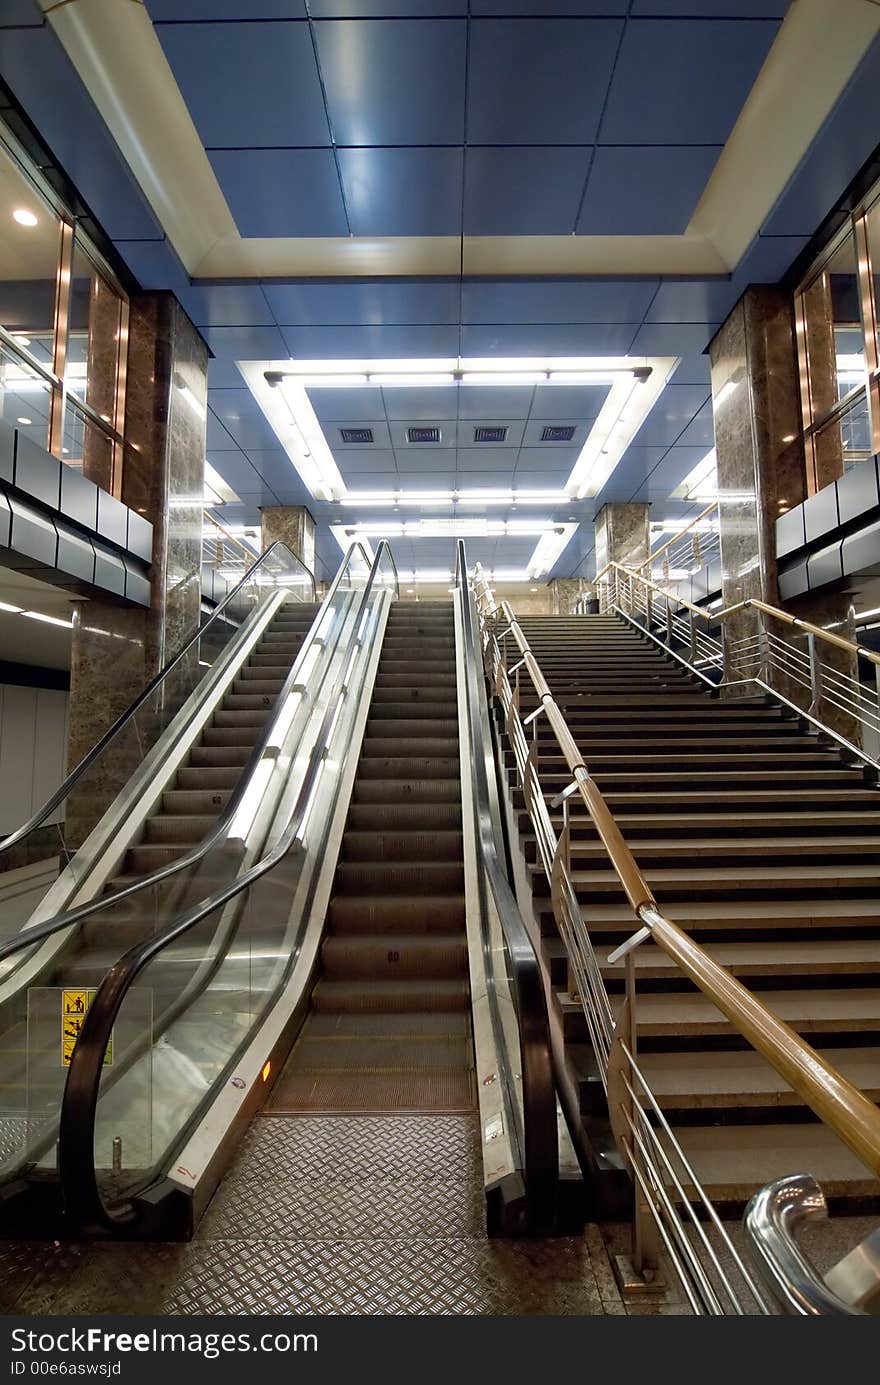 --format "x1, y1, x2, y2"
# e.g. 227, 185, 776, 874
508, 613, 880, 1206
269, 600, 475, 1115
